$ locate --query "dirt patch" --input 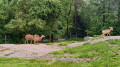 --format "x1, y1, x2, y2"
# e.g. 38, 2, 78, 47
0, 44, 62, 58
0, 48, 10, 52
36, 54, 91, 62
